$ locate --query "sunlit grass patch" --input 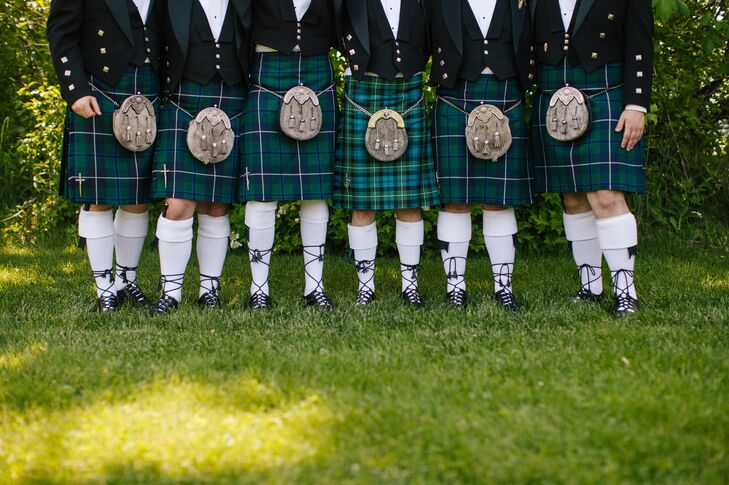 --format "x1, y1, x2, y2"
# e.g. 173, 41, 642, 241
0, 342, 47, 371
0, 378, 335, 482
0, 266, 39, 289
